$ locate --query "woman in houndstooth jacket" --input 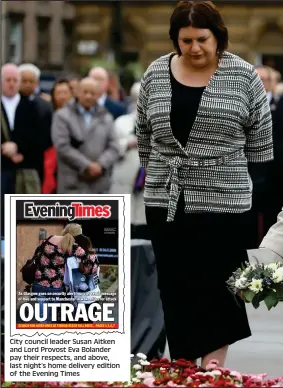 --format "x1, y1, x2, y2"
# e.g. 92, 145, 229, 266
135, 1, 273, 368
